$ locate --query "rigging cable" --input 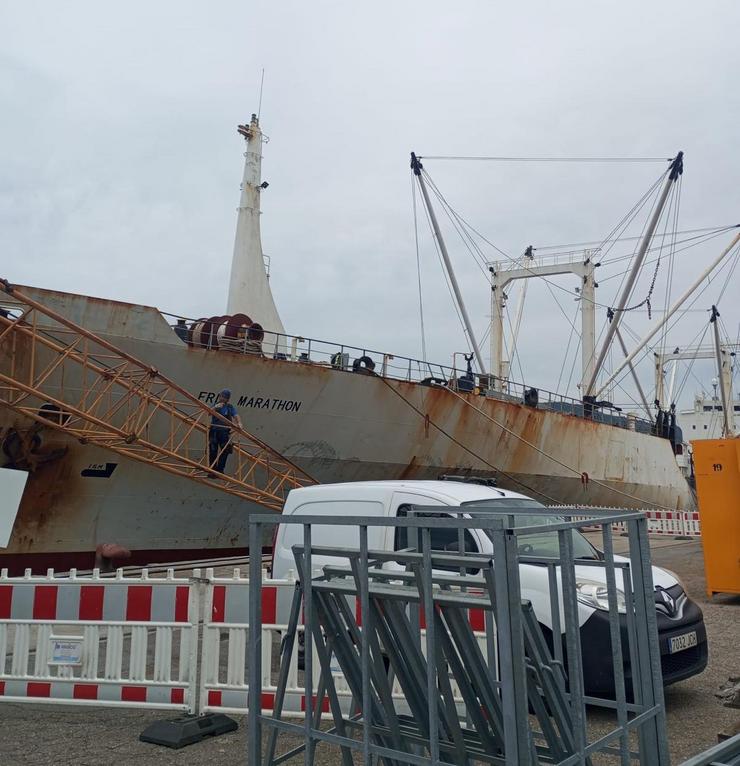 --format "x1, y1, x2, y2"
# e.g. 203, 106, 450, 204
419, 165, 670, 311
414, 174, 472, 352
419, 156, 672, 163
604, 242, 740, 397
581, 171, 668, 270
422, 169, 509, 264
596, 227, 737, 286
659, 175, 681, 363
602, 174, 672, 323
437, 381, 682, 510
555, 300, 581, 395
595, 226, 736, 270
411, 177, 428, 363
446, 179, 578, 388
375, 375, 563, 504
533, 224, 738, 253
